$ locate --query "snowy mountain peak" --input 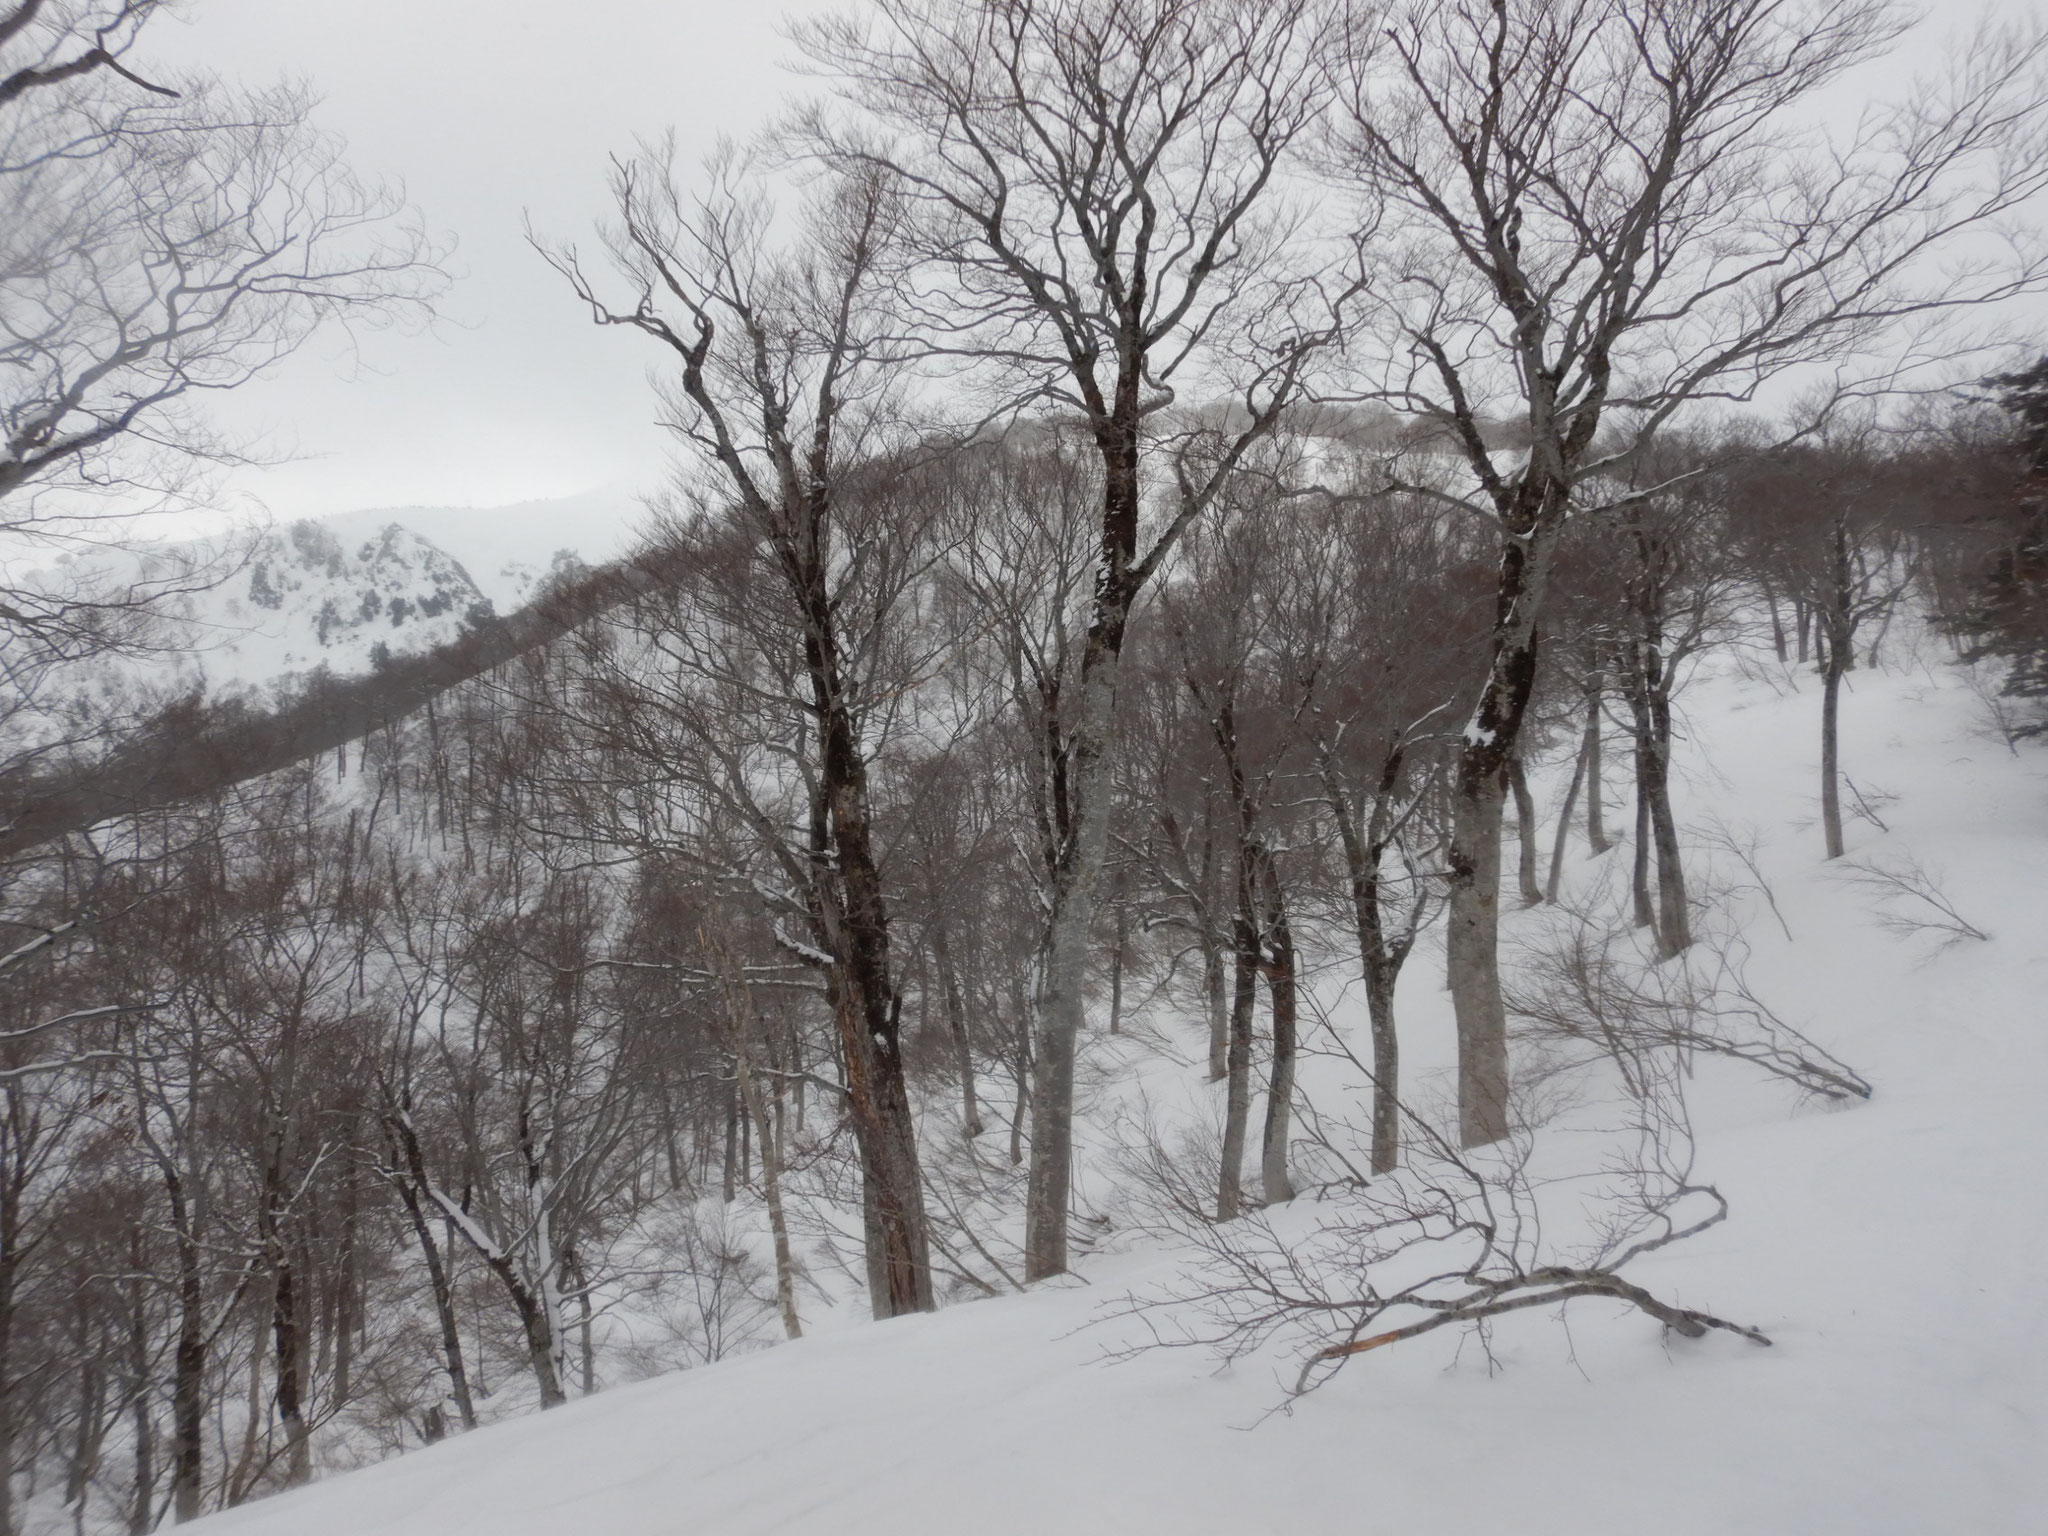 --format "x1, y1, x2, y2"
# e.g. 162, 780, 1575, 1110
183, 517, 495, 694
